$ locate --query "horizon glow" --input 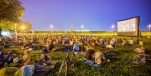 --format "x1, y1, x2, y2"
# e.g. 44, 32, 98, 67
21, 0, 151, 31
